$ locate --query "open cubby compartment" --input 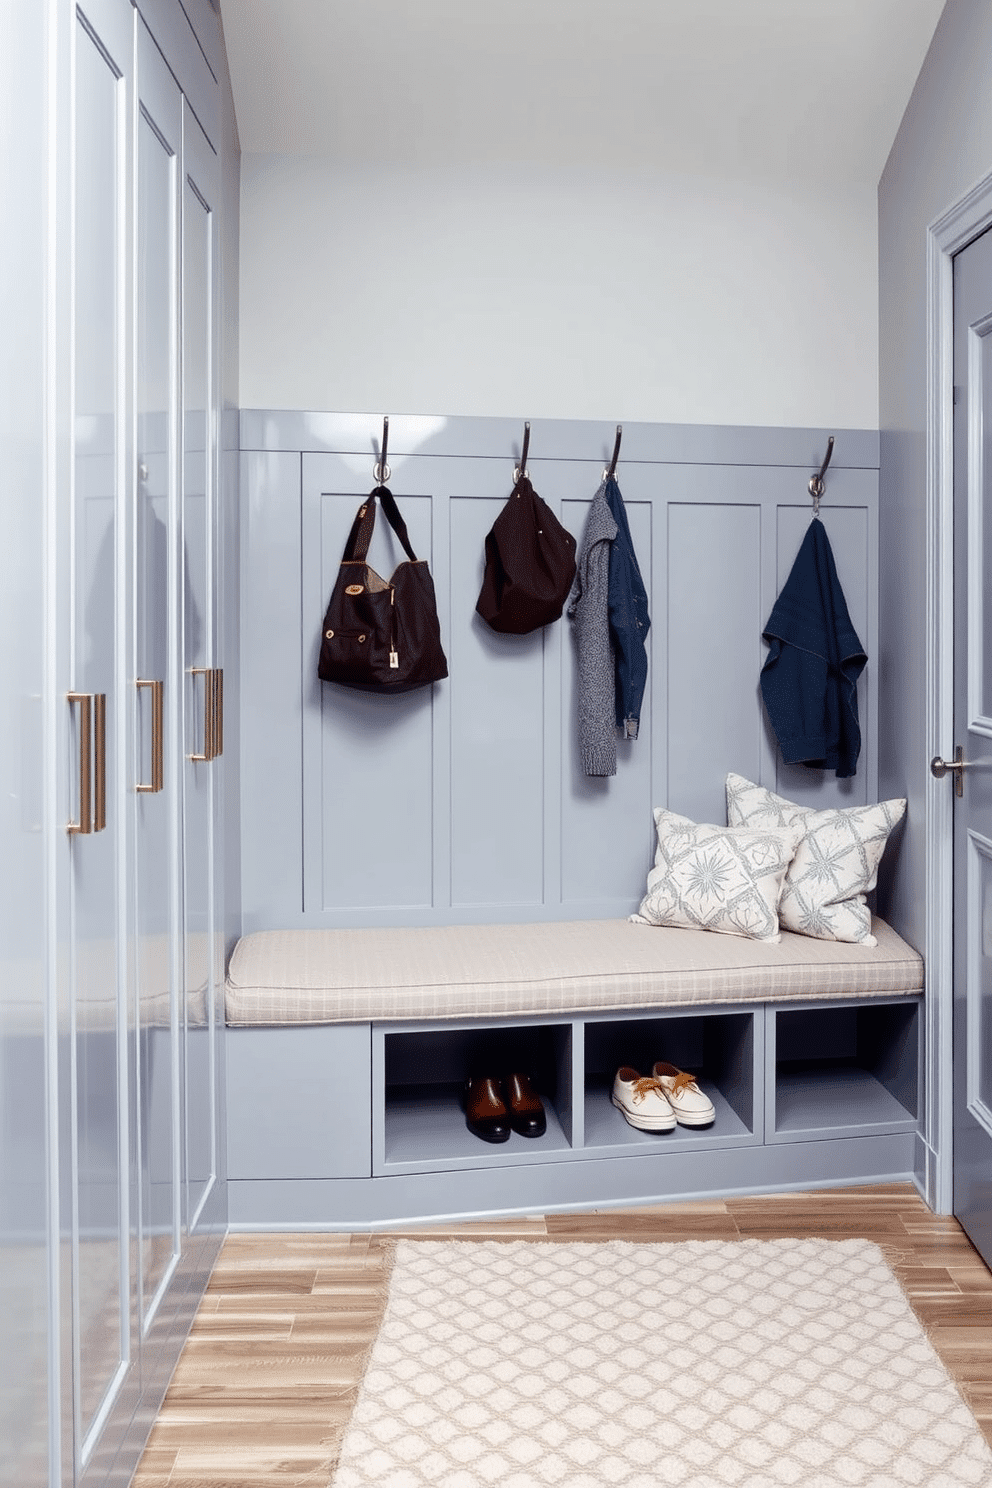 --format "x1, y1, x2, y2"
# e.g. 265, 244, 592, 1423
581, 1006, 760, 1154
373, 1016, 575, 1174
767, 996, 921, 1143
